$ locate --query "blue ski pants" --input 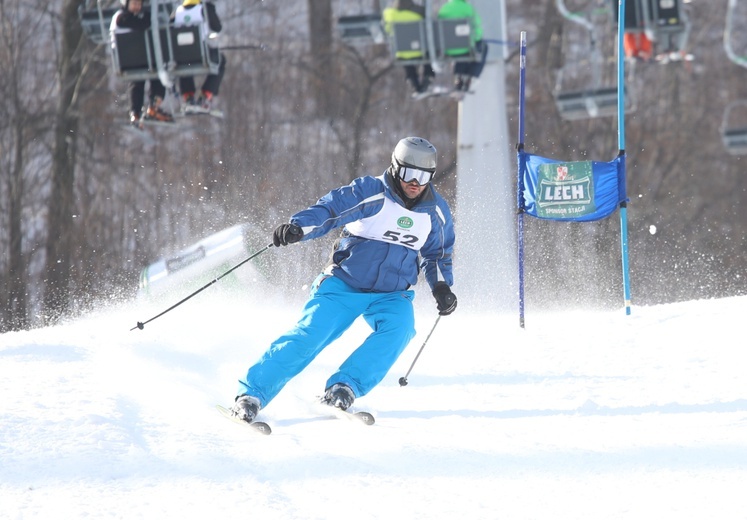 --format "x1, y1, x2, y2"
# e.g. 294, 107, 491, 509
237, 274, 416, 408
